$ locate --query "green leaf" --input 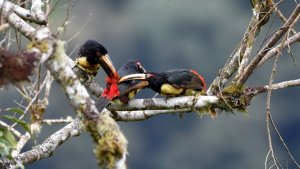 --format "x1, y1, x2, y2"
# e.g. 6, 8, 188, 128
0, 128, 17, 158
2, 130, 17, 149
5, 108, 25, 116
3, 115, 31, 134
